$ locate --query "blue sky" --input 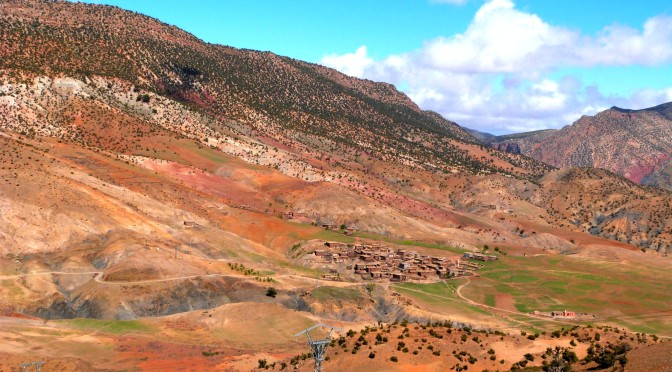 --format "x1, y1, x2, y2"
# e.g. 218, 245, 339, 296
80, 0, 672, 134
